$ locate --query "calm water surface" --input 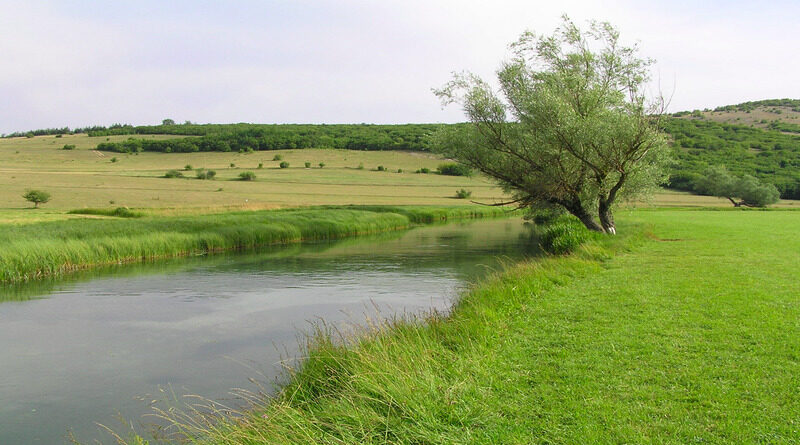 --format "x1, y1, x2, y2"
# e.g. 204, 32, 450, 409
0, 218, 537, 444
